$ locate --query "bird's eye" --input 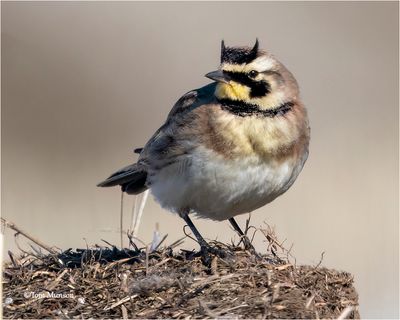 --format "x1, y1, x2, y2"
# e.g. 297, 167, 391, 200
249, 70, 259, 78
